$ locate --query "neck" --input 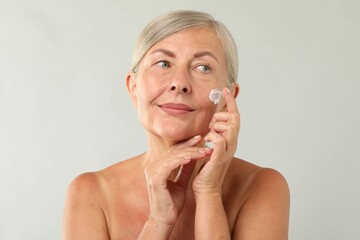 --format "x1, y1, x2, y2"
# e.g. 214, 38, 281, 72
146, 133, 179, 158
